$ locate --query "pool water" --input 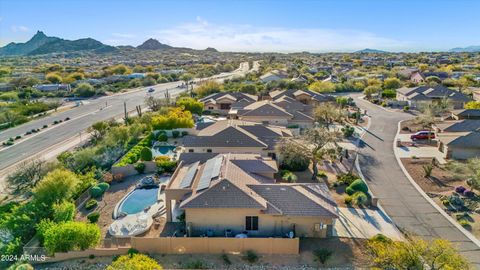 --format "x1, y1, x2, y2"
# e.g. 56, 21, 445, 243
119, 187, 159, 215
152, 145, 176, 158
